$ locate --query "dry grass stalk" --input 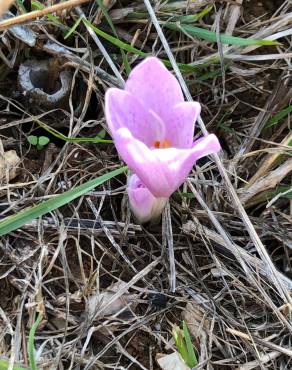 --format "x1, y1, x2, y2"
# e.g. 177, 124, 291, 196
239, 158, 292, 204
248, 132, 292, 185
